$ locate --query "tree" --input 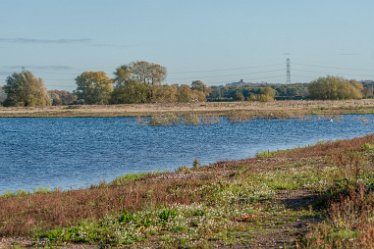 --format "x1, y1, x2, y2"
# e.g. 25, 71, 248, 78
234, 90, 245, 101
191, 80, 211, 96
151, 85, 178, 103
49, 90, 77, 106
262, 86, 277, 98
0, 86, 6, 105
75, 71, 113, 104
308, 76, 363, 100
3, 71, 51, 107
249, 86, 277, 102
113, 65, 132, 87
113, 61, 168, 102
177, 85, 206, 102
111, 80, 149, 104
363, 86, 374, 98
129, 61, 167, 86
